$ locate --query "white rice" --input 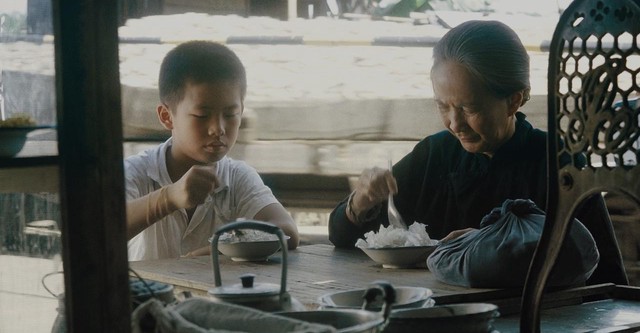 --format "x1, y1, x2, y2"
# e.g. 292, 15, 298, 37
355, 222, 438, 248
